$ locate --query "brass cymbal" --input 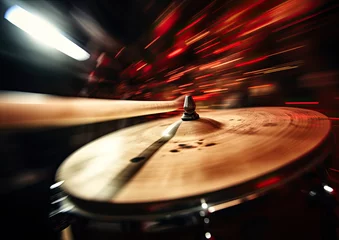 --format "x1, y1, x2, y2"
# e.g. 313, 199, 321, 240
57, 107, 330, 205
